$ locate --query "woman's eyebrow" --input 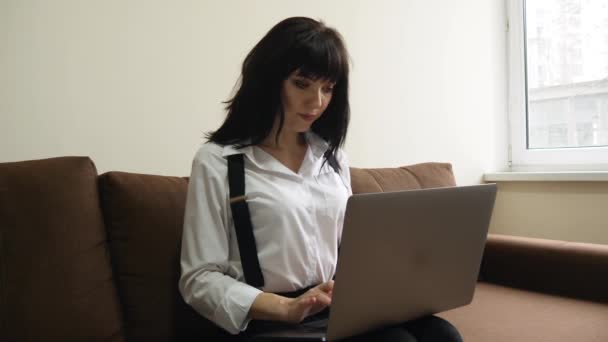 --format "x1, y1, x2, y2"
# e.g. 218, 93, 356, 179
293, 75, 335, 86
293, 75, 313, 81
305, 75, 334, 82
